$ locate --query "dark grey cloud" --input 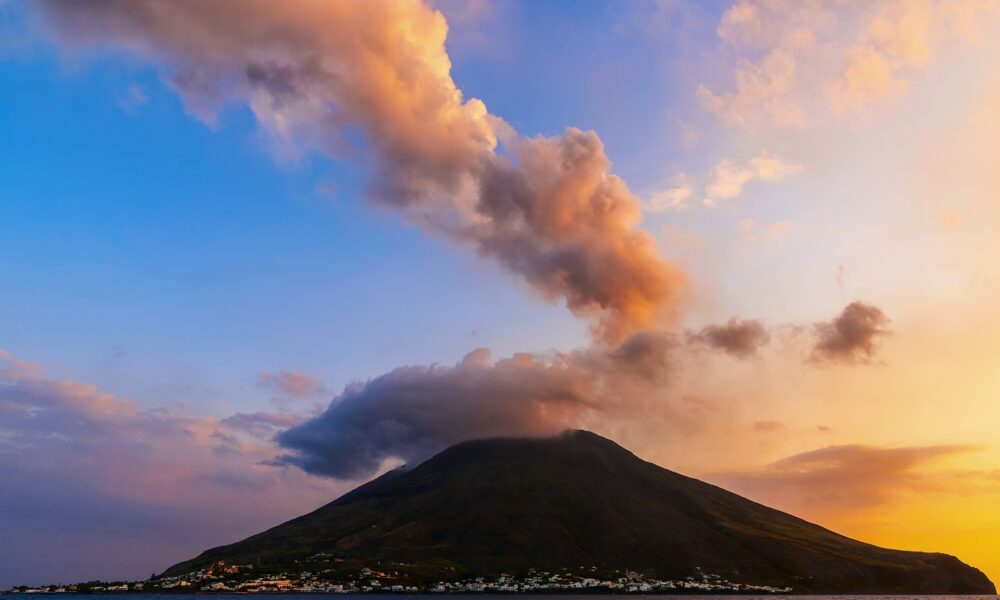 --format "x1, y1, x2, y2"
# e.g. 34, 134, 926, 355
274, 333, 676, 479
687, 317, 770, 357
811, 301, 891, 363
